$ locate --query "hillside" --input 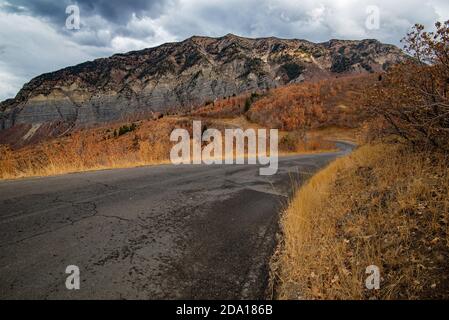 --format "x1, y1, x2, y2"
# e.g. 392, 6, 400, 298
193, 73, 377, 131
